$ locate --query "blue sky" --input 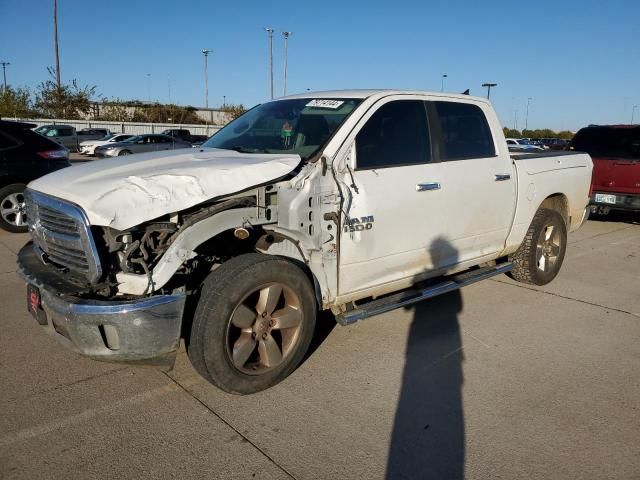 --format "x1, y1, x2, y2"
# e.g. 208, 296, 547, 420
1, 0, 638, 131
